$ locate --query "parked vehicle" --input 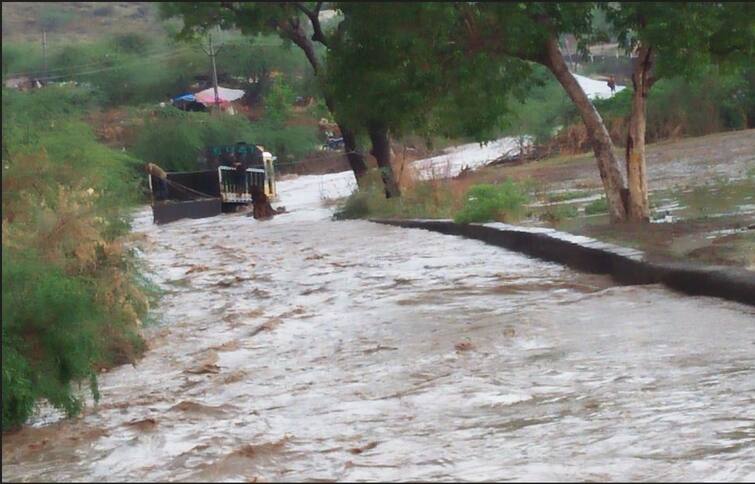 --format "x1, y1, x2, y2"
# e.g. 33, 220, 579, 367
321, 136, 345, 151
149, 142, 277, 224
